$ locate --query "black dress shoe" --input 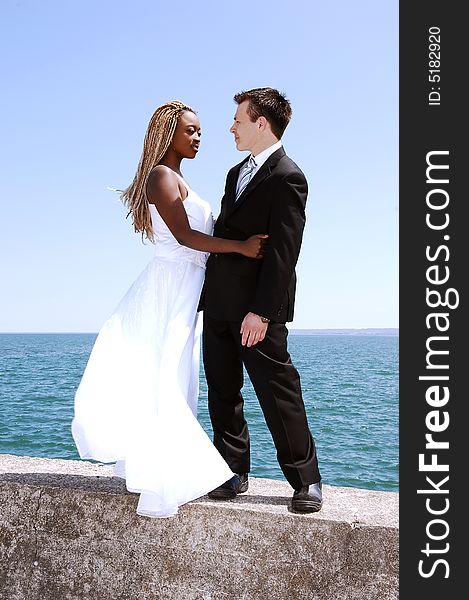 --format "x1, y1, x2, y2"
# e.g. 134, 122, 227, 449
291, 481, 323, 513
208, 473, 249, 500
